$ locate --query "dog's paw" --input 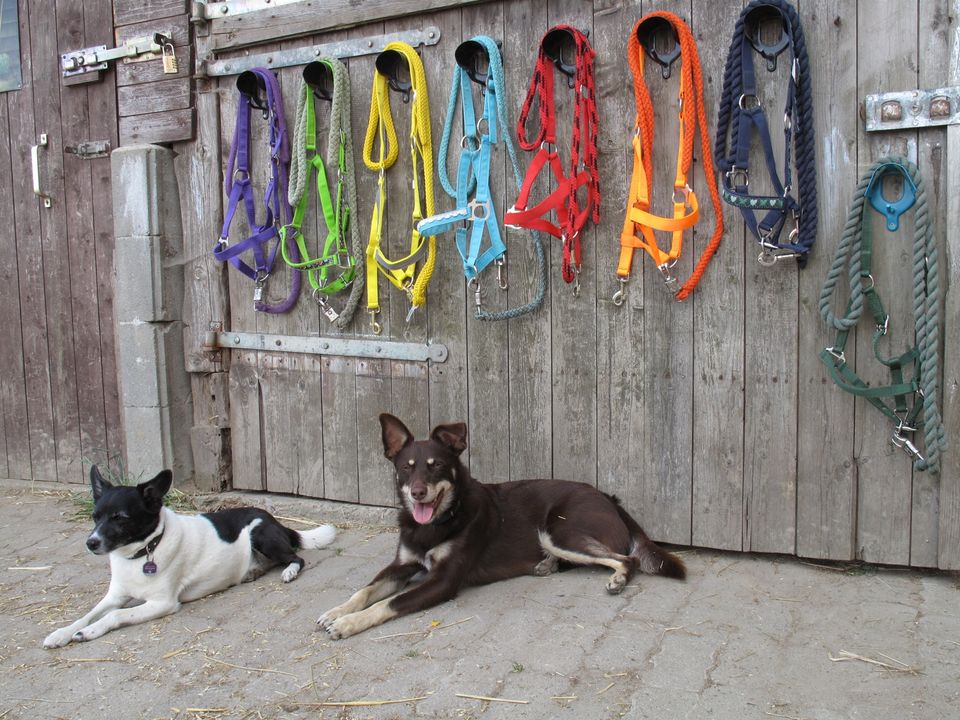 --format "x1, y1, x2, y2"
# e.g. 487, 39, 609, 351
322, 614, 359, 640
605, 572, 627, 595
281, 563, 300, 583
71, 625, 104, 643
533, 555, 559, 576
316, 604, 348, 630
42, 628, 75, 649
